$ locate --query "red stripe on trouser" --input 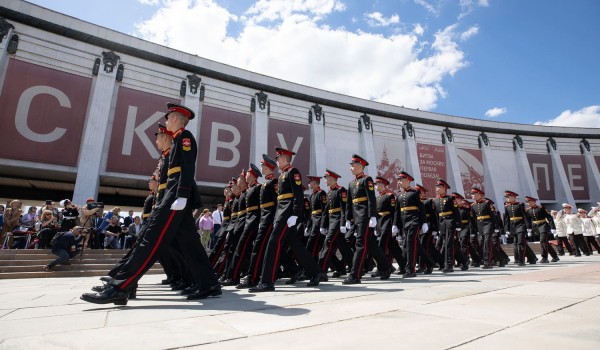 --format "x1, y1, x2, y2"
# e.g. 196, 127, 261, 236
312, 234, 320, 257
412, 227, 420, 272
217, 252, 229, 275
355, 224, 369, 279
211, 239, 225, 266
252, 225, 273, 282
322, 230, 339, 272
271, 225, 288, 283
122, 210, 177, 289
232, 230, 253, 279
